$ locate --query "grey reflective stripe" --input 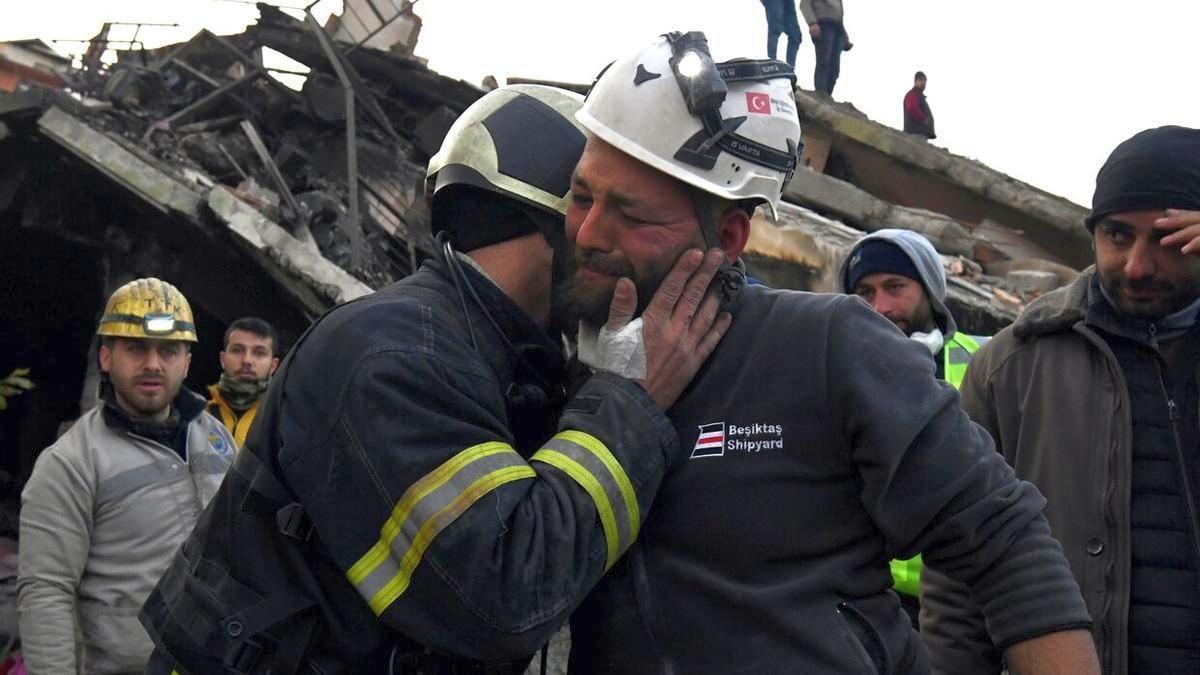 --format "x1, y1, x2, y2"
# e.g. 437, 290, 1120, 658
190, 452, 231, 475
541, 436, 637, 551
947, 344, 972, 365
347, 442, 536, 615
97, 463, 185, 502
529, 431, 640, 571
